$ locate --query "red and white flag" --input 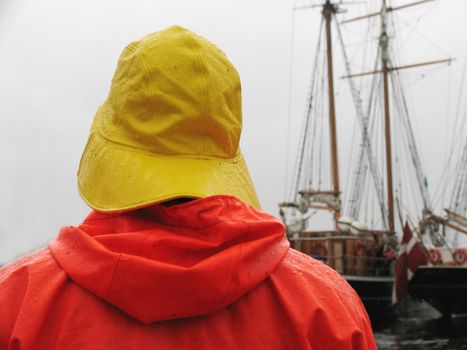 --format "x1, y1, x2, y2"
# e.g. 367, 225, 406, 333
392, 222, 428, 306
